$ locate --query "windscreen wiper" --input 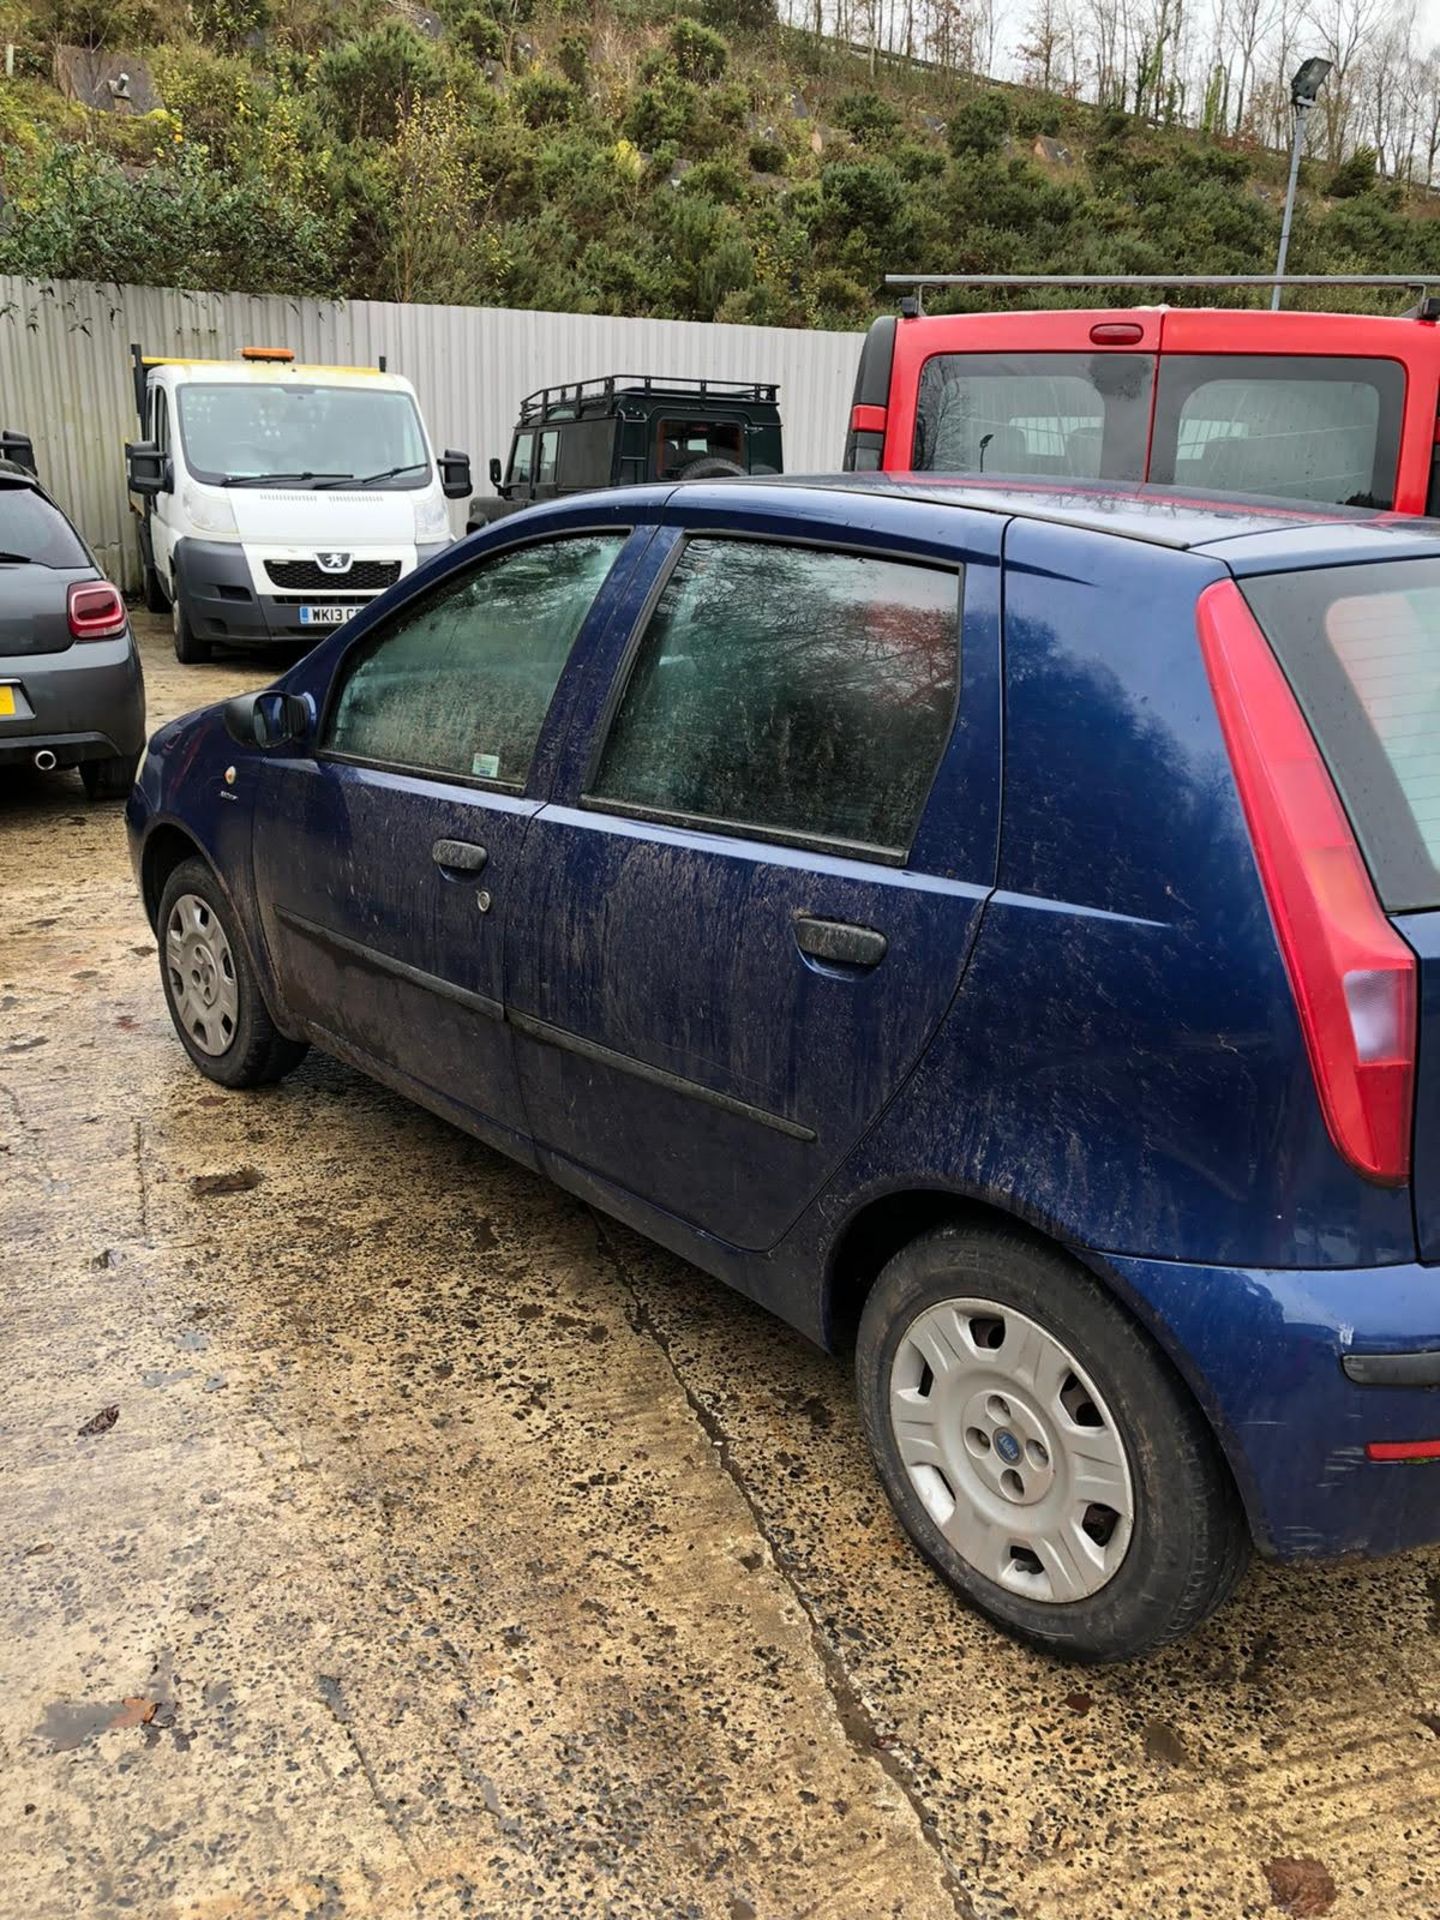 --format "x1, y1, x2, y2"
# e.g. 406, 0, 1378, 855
220, 471, 352, 487
314, 463, 429, 489
0, 551, 34, 562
